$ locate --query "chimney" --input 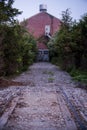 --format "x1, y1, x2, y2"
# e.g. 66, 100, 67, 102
39, 4, 47, 12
